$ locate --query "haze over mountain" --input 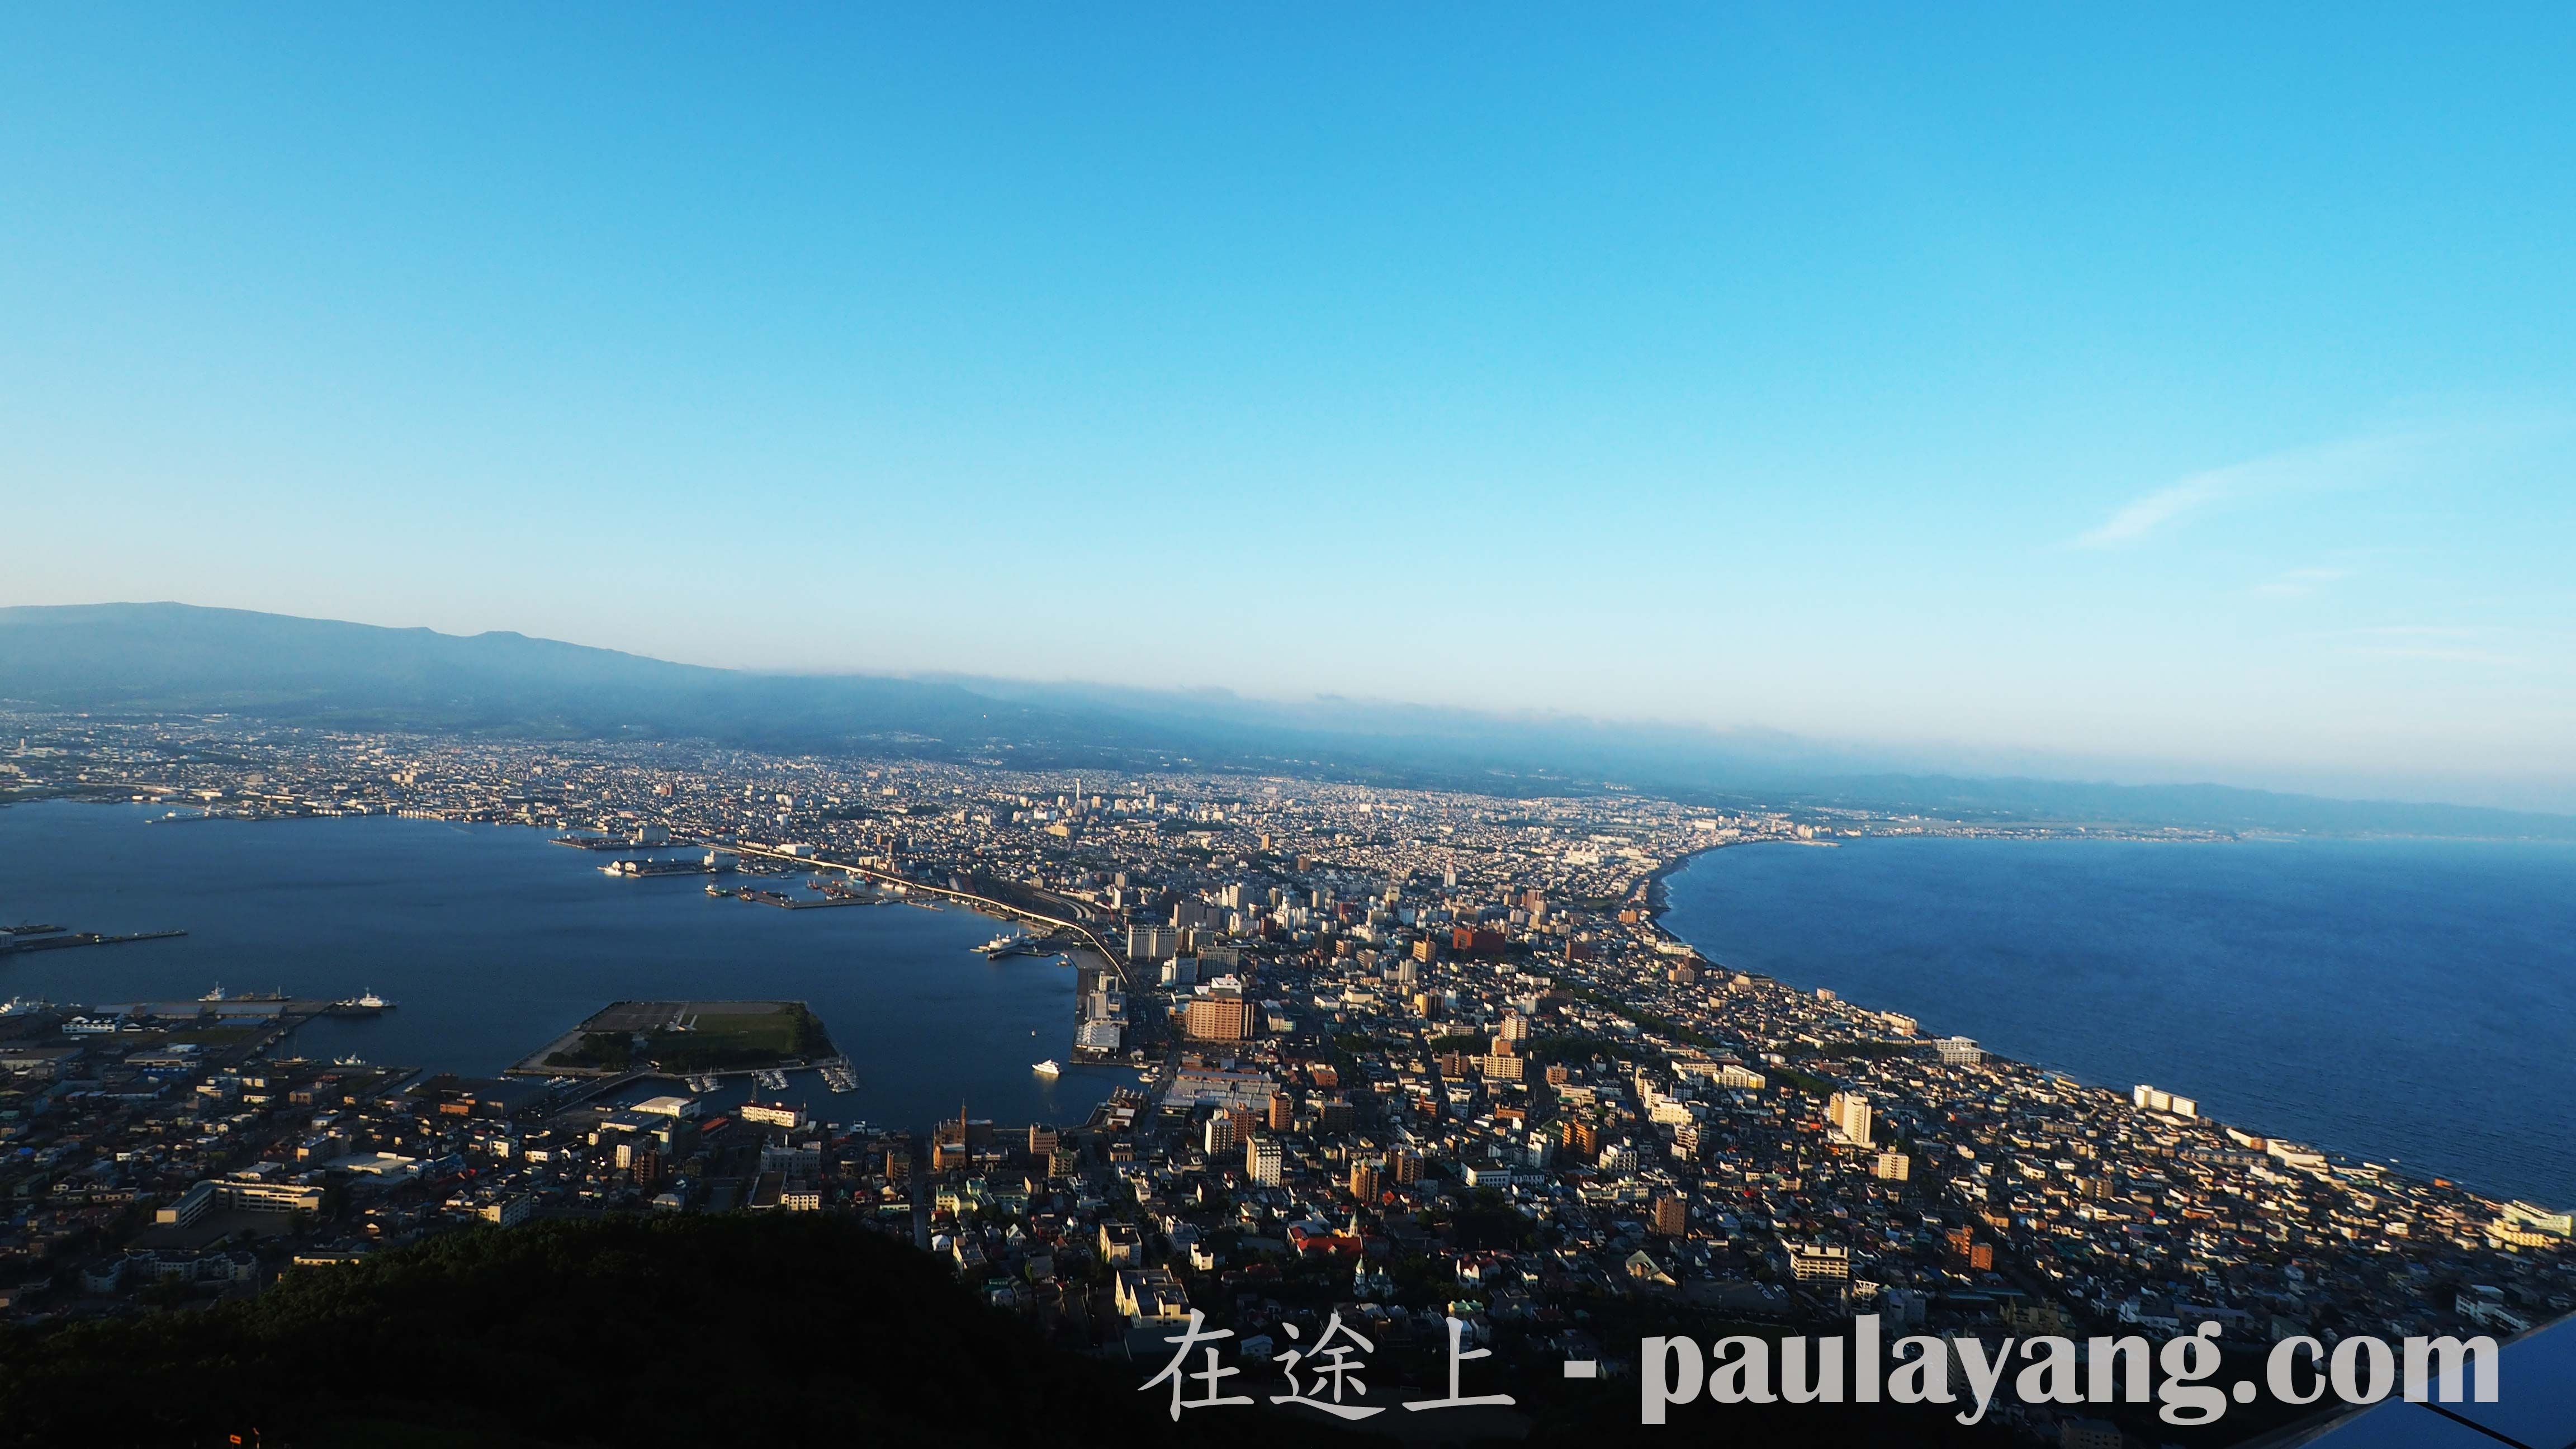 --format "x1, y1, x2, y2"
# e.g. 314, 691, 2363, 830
3, 602, 2570, 840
